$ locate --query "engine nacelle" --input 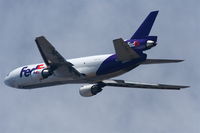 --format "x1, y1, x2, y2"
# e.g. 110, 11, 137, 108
41, 68, 53, 79
146, 40, 157, 49
79, 84, 103, 97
